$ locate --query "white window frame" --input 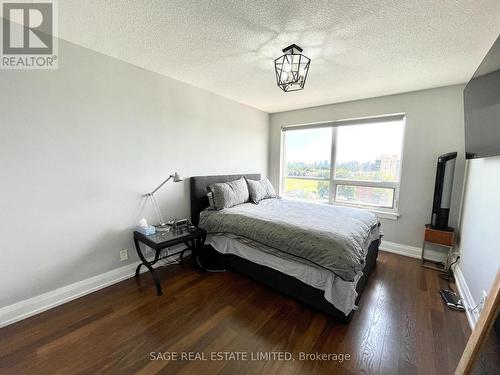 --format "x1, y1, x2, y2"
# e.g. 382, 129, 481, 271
280, 114, 406, 220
